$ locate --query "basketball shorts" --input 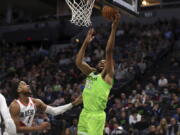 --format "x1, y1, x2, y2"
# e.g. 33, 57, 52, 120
77, 109, 106, 135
